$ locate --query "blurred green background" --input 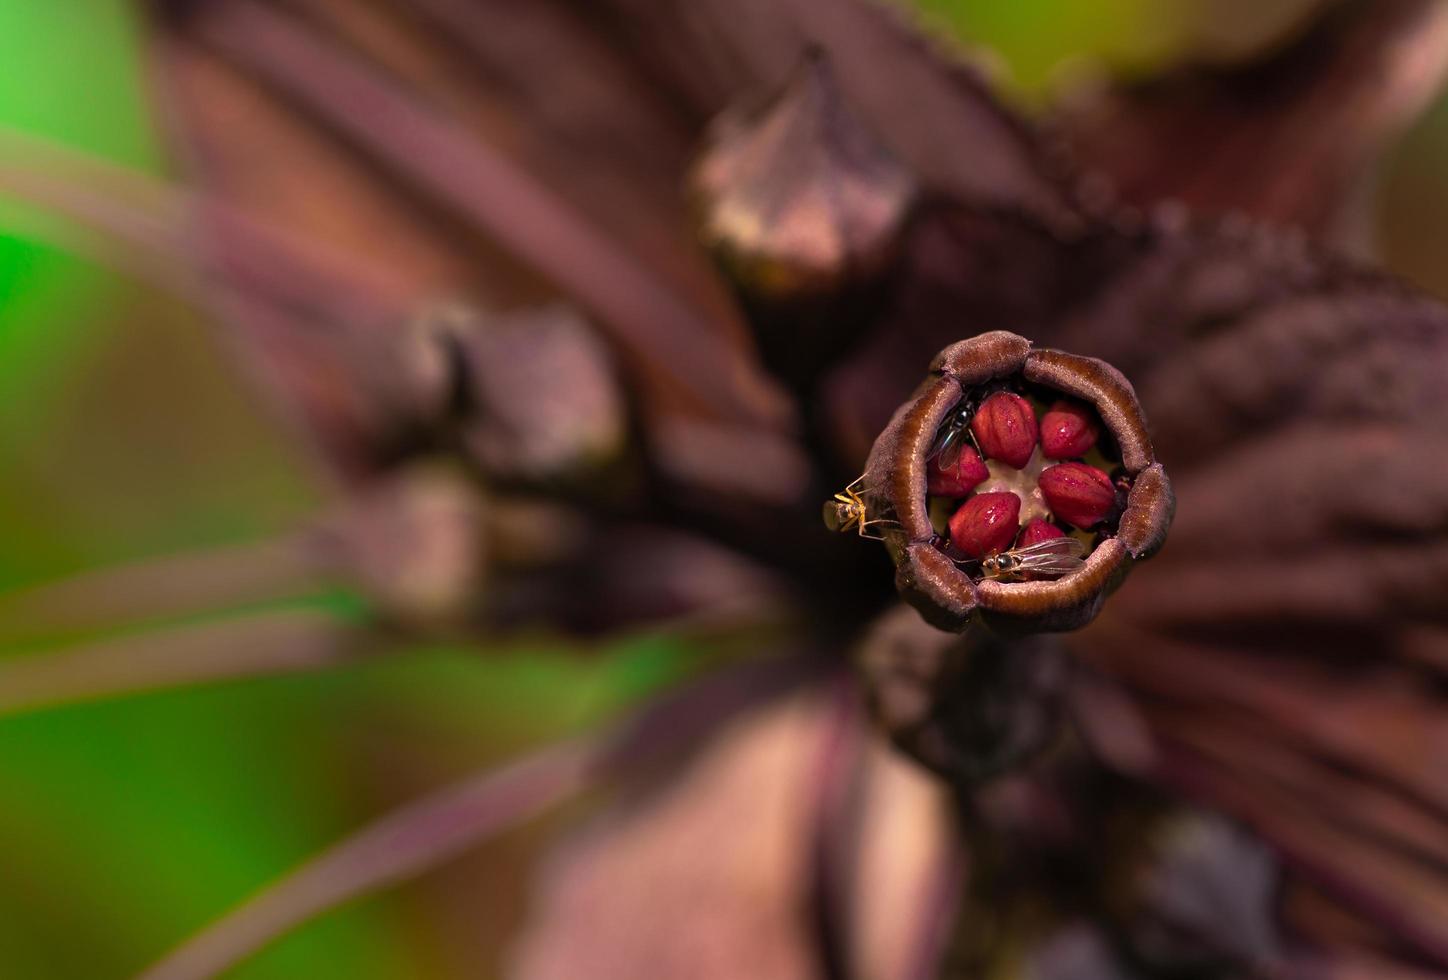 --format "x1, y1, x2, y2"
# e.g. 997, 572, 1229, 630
2, 2, 1445, 977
